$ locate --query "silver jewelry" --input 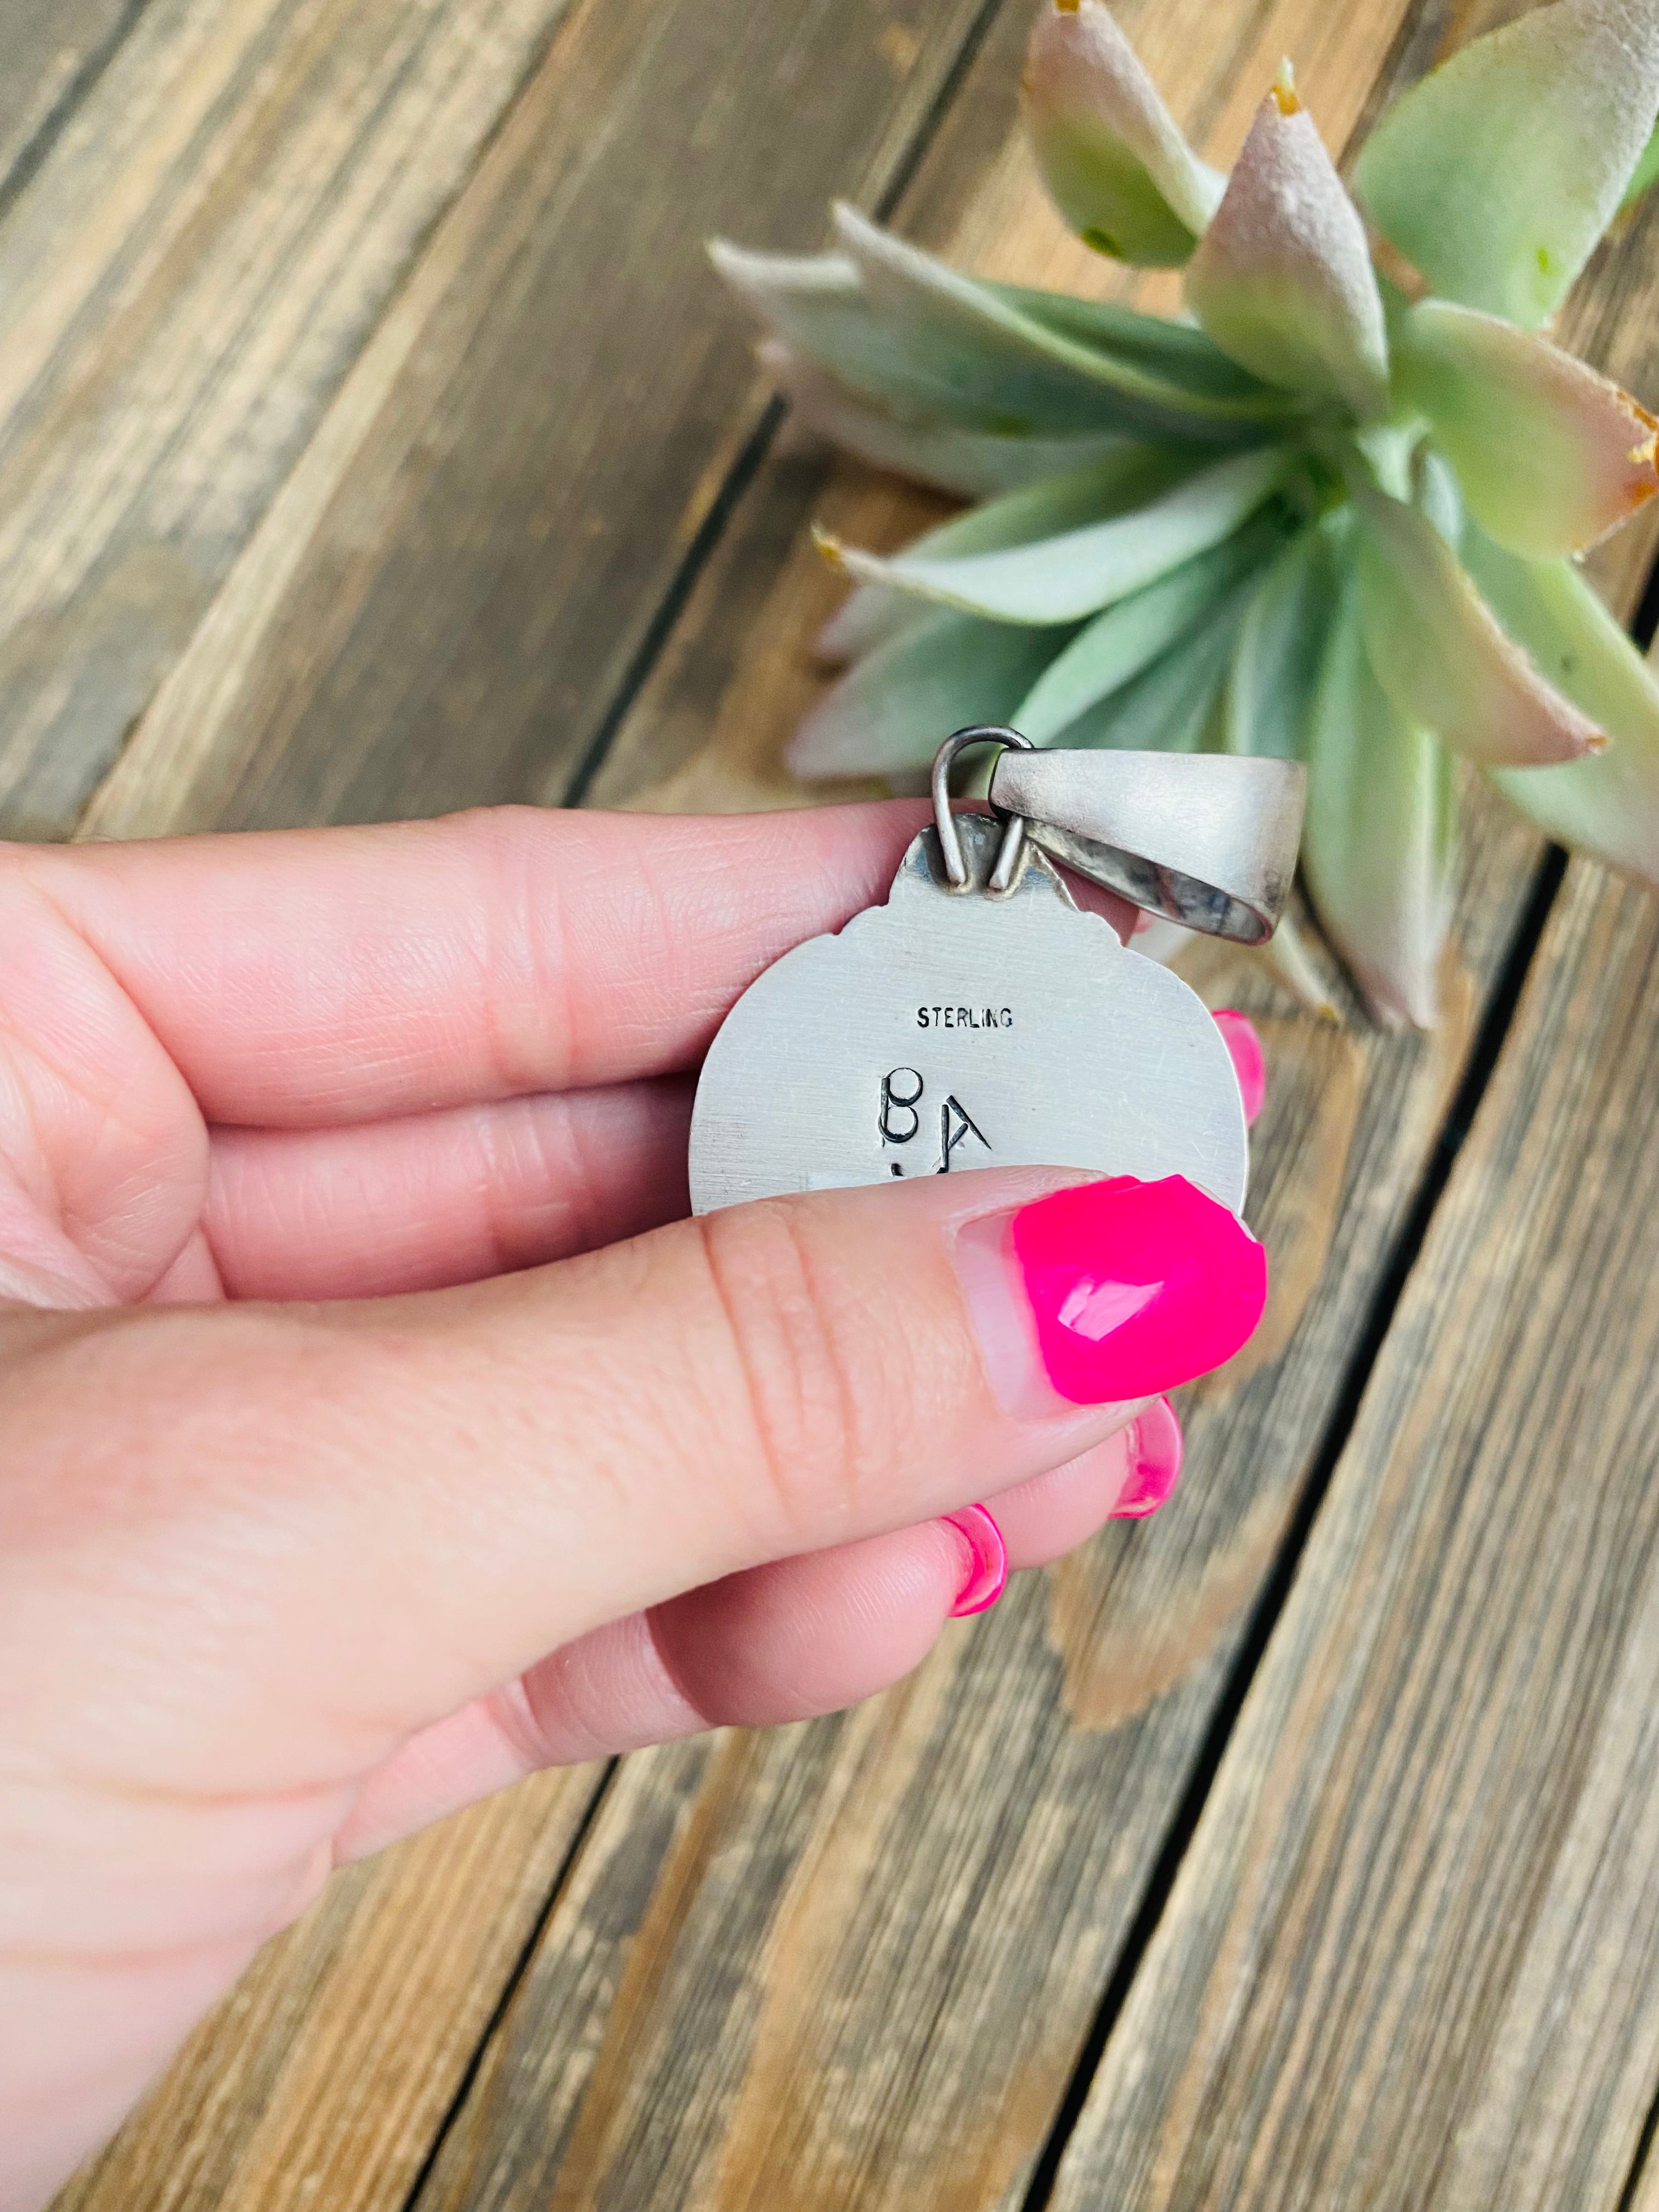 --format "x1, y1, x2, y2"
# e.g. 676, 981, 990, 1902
688, 729, 1305, 1217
